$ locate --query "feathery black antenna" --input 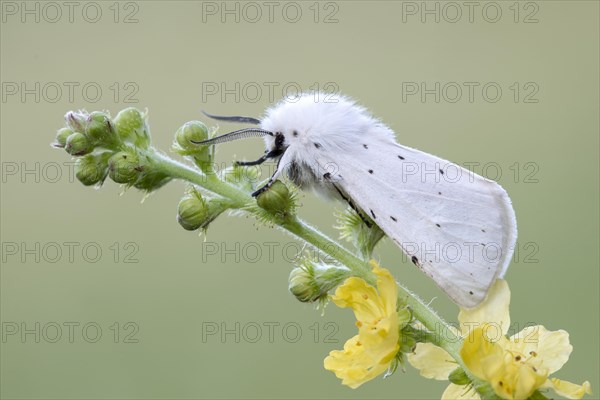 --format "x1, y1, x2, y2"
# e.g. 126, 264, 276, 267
201, 111, 261, 125
191, 128, 273, 146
